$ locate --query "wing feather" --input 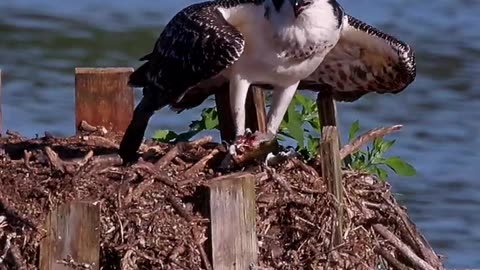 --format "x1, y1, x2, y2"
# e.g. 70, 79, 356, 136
300, 14, 416, 102
129, 1, 249, 103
